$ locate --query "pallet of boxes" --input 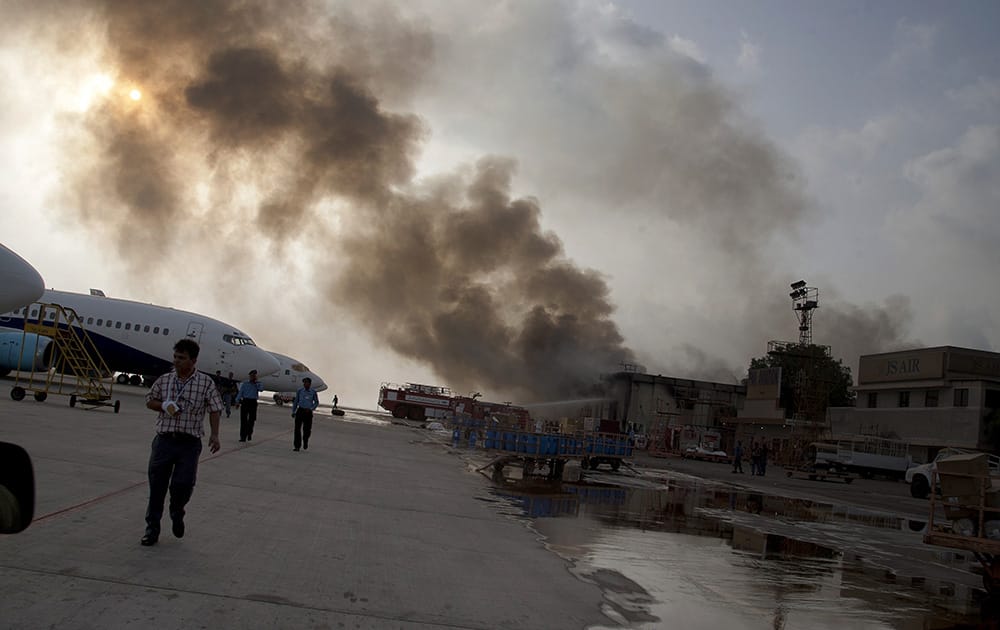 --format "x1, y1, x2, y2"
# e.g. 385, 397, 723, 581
932, 452, 1000, 540
923, 452, 1000, 600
